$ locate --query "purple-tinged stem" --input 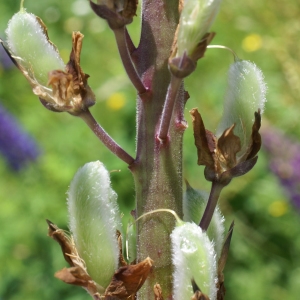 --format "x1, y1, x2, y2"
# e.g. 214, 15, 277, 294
113, 27, 146, 94
158, 75, 182, 141
200, 181, 224, 231
79, 109, 135, 165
